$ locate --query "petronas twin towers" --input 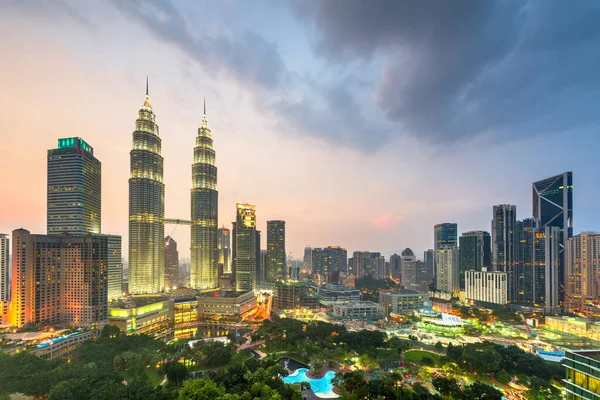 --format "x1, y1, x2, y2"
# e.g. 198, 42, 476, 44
128, 81, 218, 294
